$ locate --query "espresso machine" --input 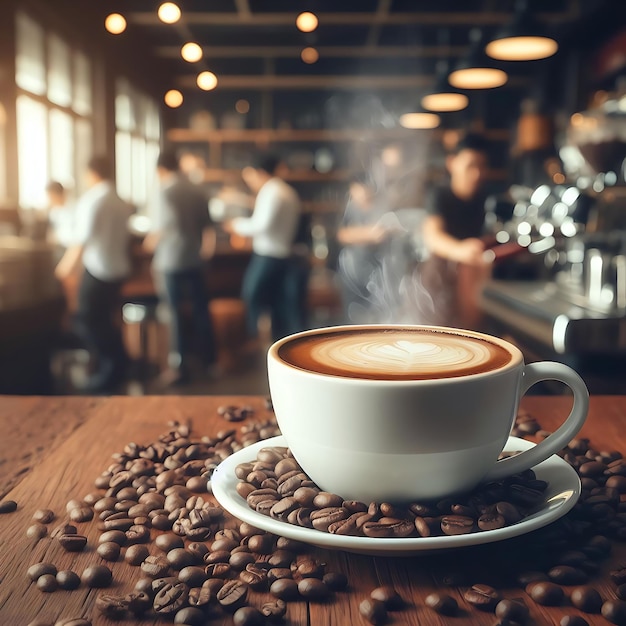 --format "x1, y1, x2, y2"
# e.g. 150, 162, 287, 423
480, 89, 626, 384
